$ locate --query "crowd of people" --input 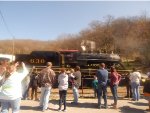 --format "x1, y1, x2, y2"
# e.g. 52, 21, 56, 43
0, 60, 150, 113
